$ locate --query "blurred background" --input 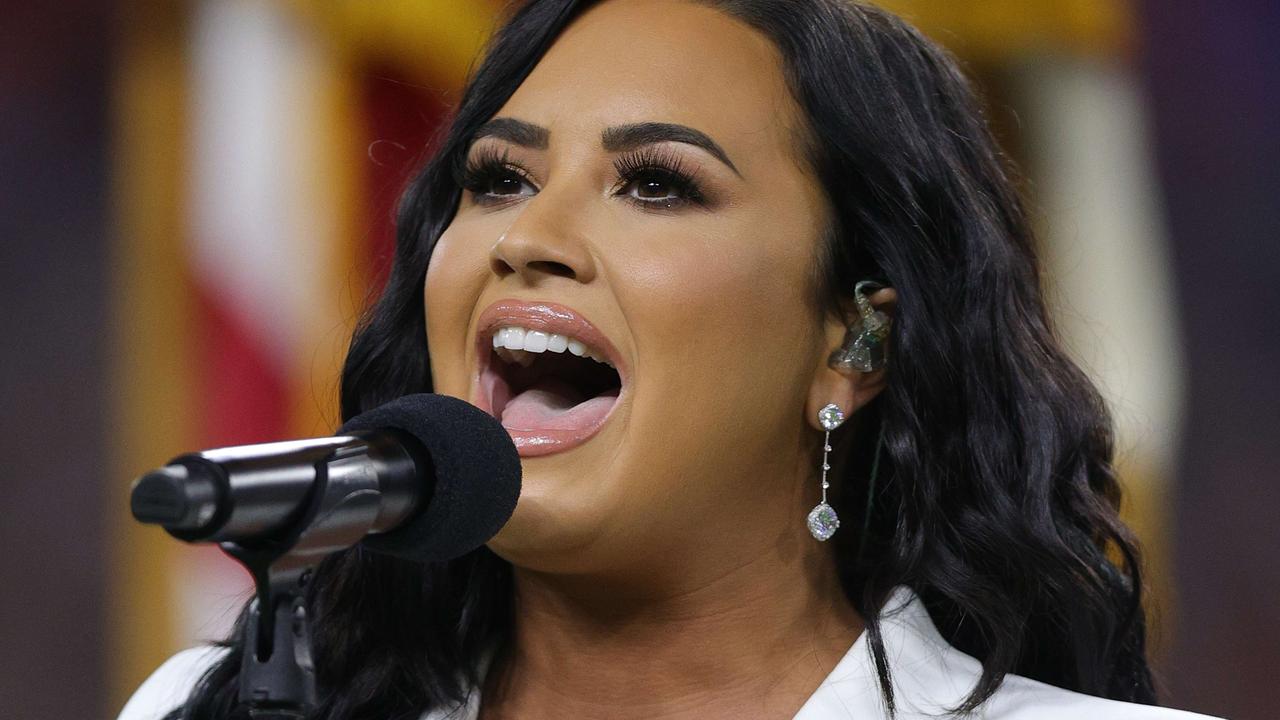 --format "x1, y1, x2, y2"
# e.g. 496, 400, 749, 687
1, 0, 1276, 718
